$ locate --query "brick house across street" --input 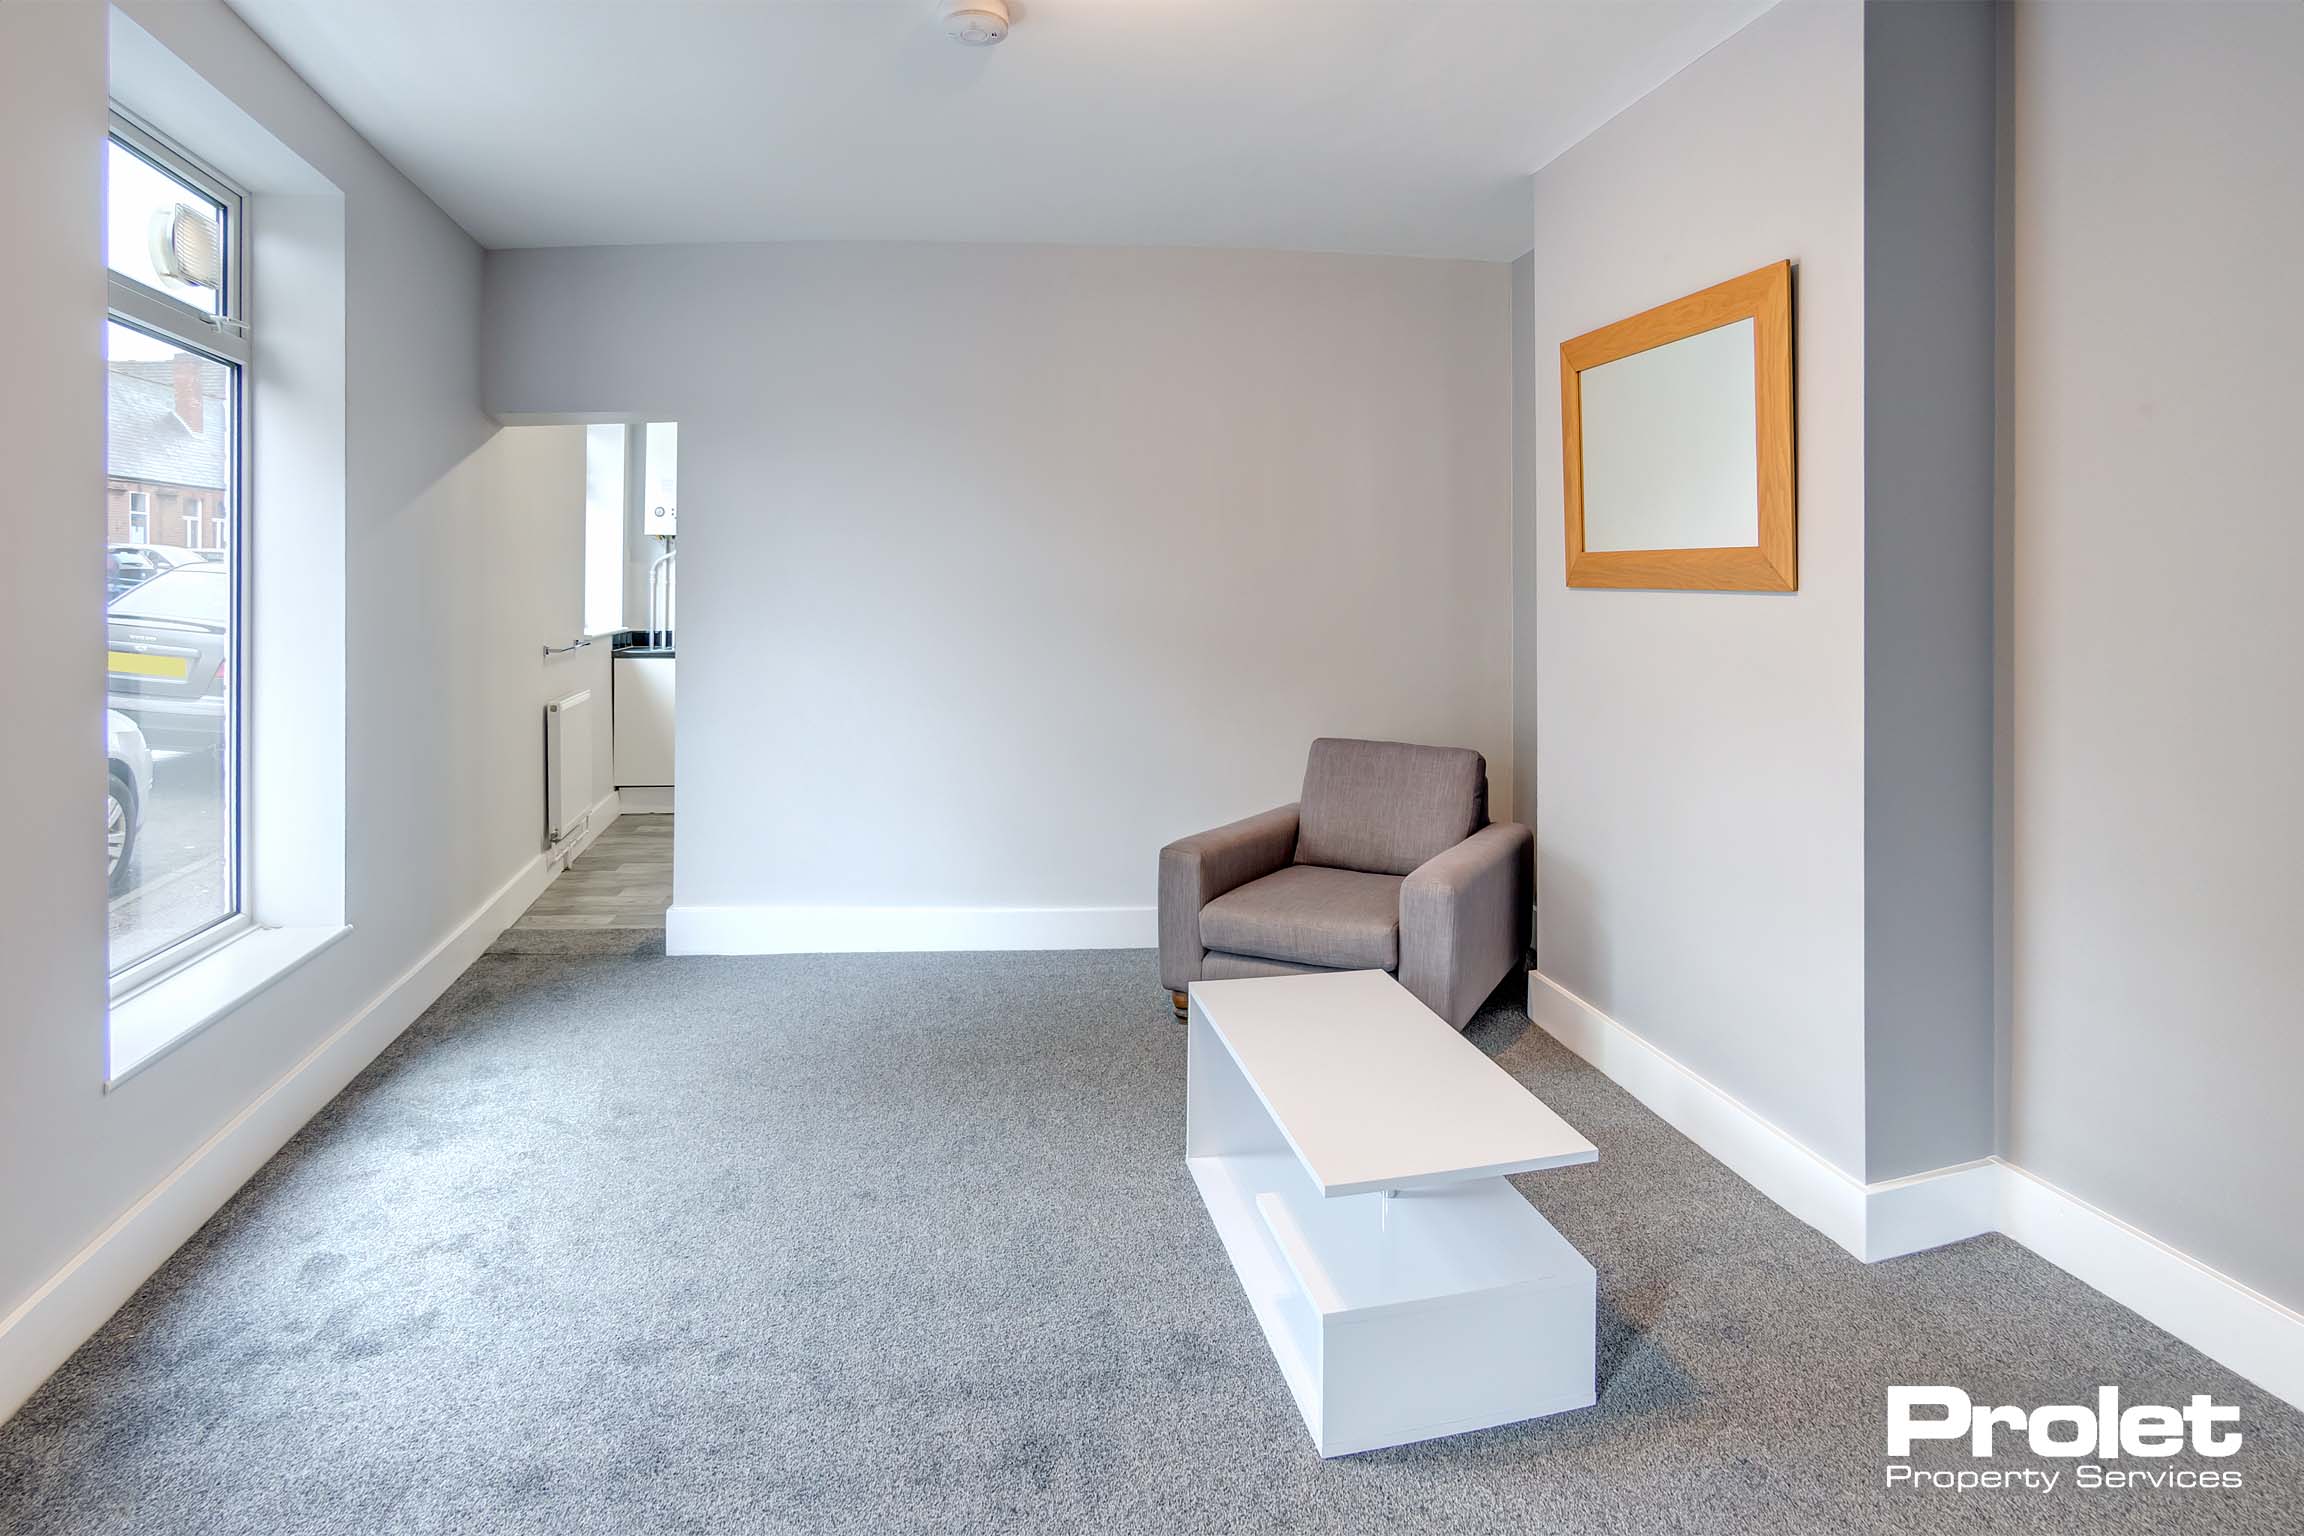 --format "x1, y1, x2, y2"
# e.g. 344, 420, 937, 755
106, 353, 229, 553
